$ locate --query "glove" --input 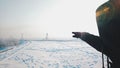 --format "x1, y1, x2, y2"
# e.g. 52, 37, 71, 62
72, 32, 88, 39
